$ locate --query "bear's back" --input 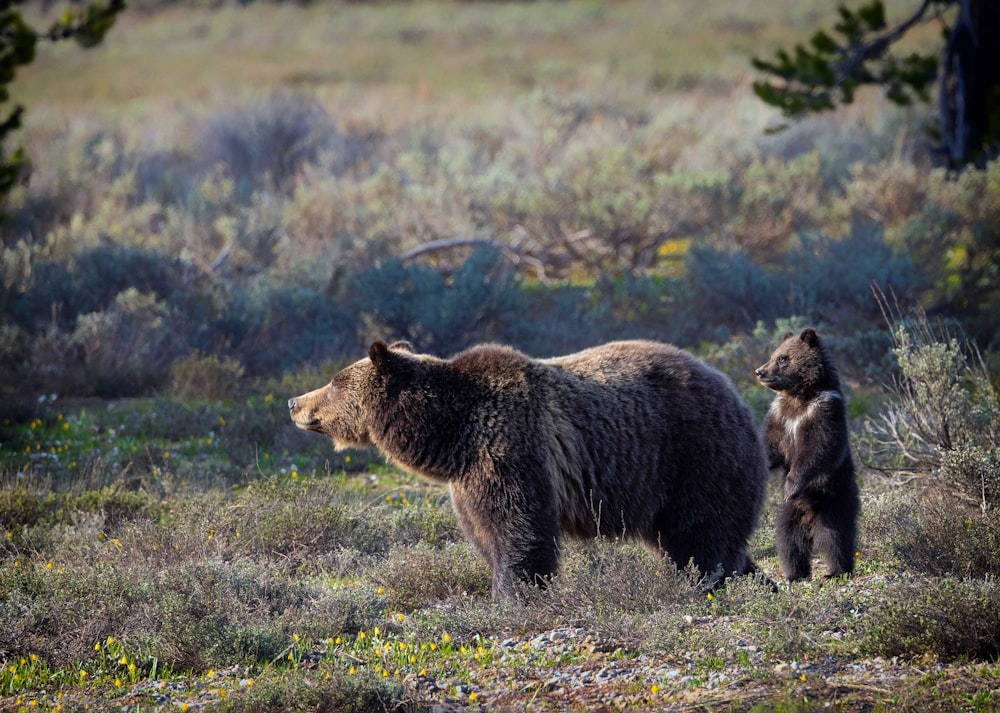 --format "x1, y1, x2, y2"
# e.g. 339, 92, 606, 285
543, 340, 745, 426
535, 341, 765, 538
